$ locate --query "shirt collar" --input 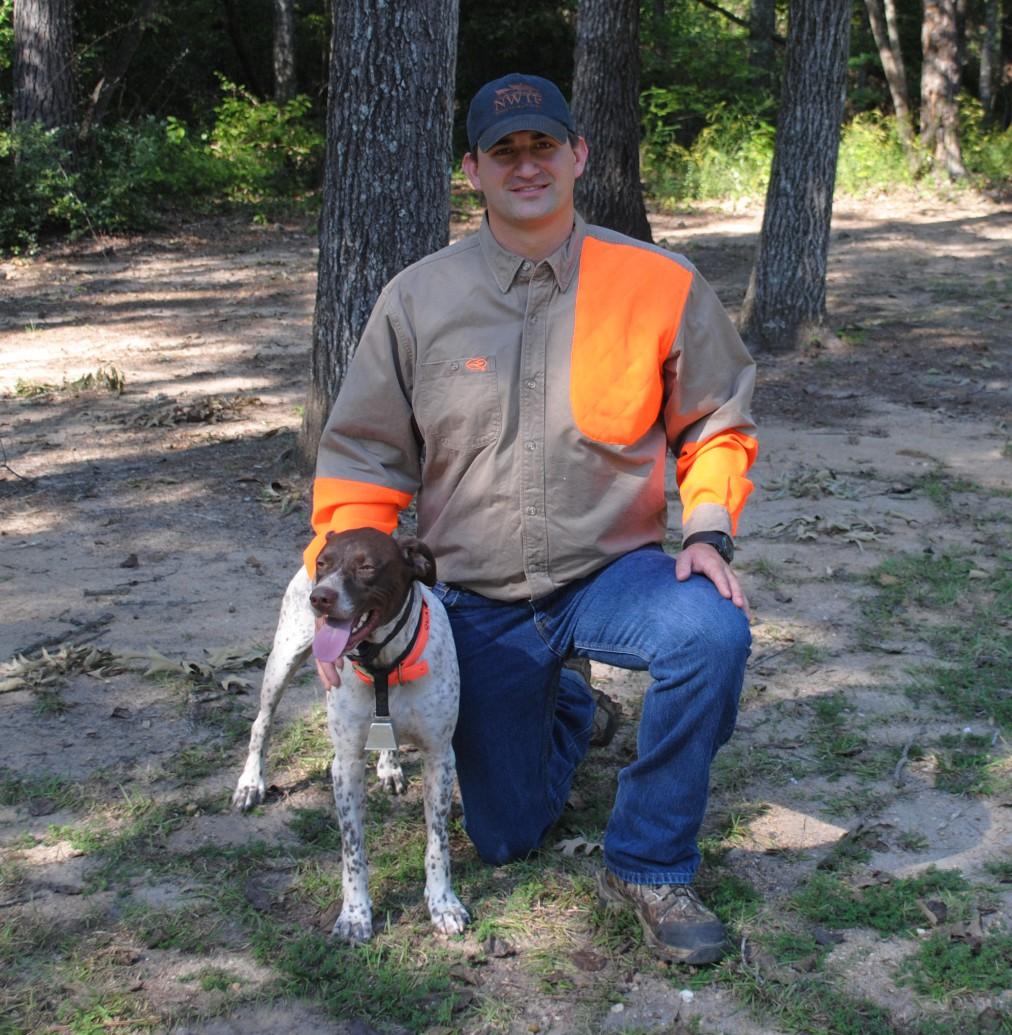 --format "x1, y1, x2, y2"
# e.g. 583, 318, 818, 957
478, 214, 585, 293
